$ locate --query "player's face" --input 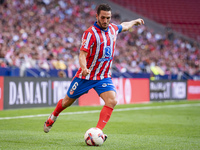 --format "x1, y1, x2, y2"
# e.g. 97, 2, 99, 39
96, 10, 111, 30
